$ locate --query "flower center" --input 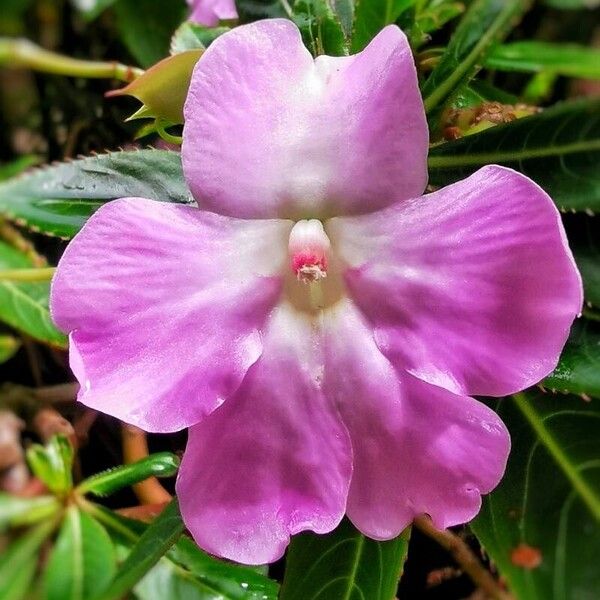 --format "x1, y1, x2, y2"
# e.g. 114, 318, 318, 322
288, 220, 330, 284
